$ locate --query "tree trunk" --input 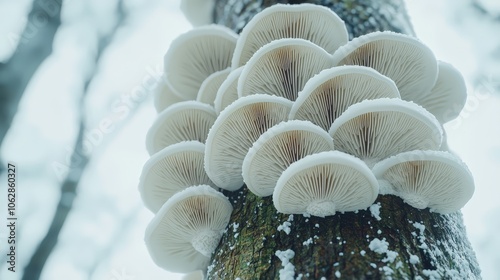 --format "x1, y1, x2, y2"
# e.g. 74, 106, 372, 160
207, 1, 481, 279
